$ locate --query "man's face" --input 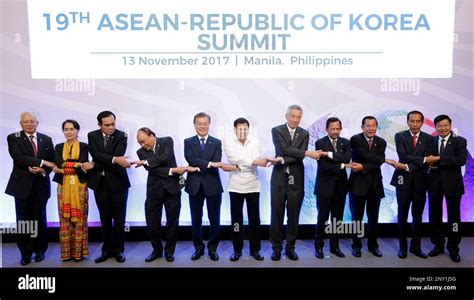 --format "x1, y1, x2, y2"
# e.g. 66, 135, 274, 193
286, 109, 302, 129
326, 121, 342, 140
362, 119, 377, 138
234, 123, 249, 141
20, 113, 38, 134
408, 113, 423, 134
99, 115, 116, 136
194, 116, 210, 137
137, 131, 156, 151
436, 119, 451, 138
